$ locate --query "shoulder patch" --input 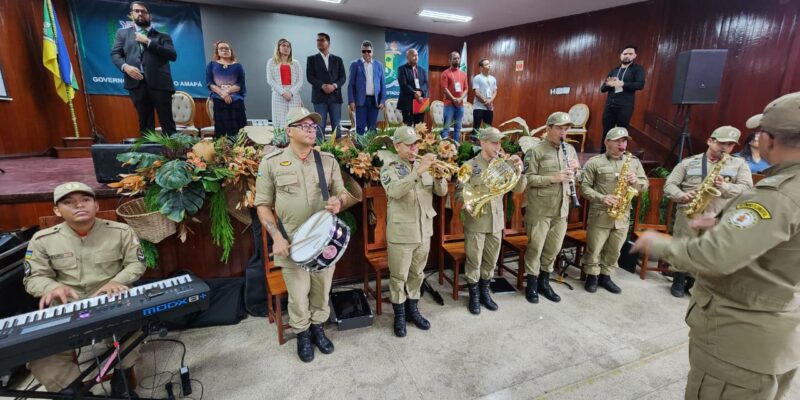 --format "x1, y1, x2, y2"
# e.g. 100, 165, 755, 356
32, 226, 60, 240
25, 249, 33, 260
735, 201, 772, 219
726, 209, 760, 229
